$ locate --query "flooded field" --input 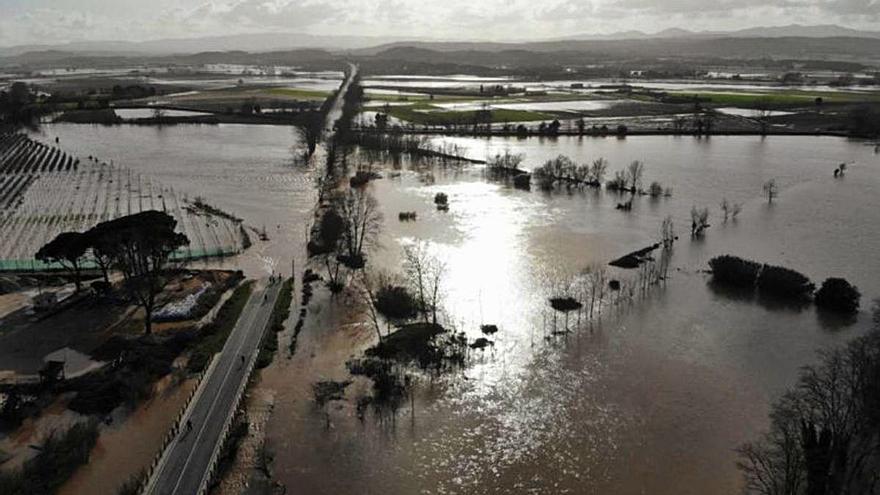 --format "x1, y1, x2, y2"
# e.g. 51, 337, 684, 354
19, 122, 880, 494
264, 134, 880, 494
27, 123, 317, 277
